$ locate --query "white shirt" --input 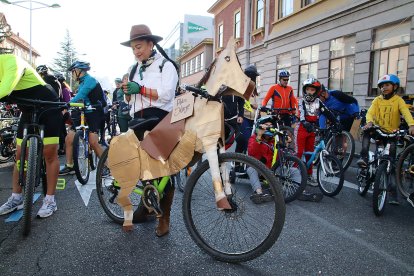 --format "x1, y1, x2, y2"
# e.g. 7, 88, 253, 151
126, 52, 178, 116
